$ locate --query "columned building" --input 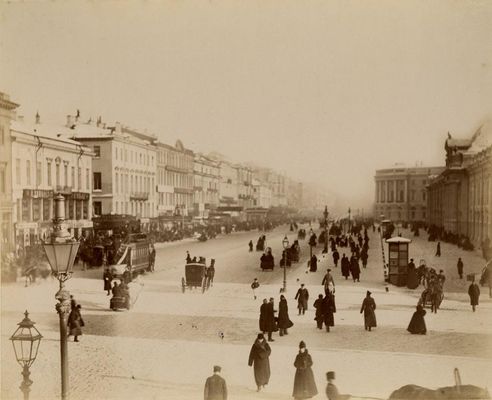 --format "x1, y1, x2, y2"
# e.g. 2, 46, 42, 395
0, 92, 19, 257
193, 153, 219, 217
156, 140, 194, 218
71, 120, 157, 224
374, 166, 444, 222
236, 164, 254, 209
10, 117, 94, 245
427, 121, 491, 246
